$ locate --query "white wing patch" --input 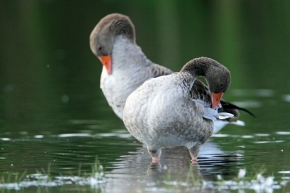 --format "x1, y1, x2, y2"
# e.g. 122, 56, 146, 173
218, 112, 234, 120
194, 99, 234, 122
